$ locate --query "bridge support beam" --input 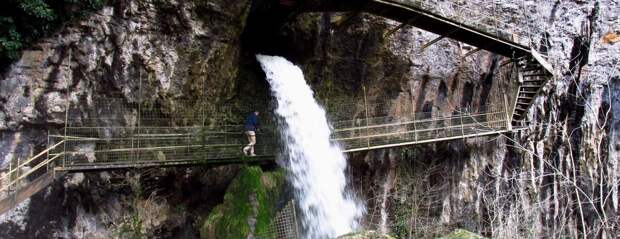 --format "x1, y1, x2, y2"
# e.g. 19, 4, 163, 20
420, 35, 446, 52
461, 47, 481, 60
383, 15, 422, 38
